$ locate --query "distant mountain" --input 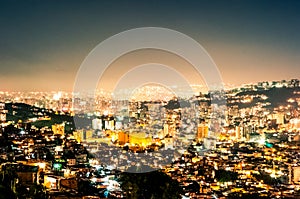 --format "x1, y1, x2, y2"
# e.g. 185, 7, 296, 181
4, 103, 76, 131
5, 102, 43, 122
228, 87, 300, 109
